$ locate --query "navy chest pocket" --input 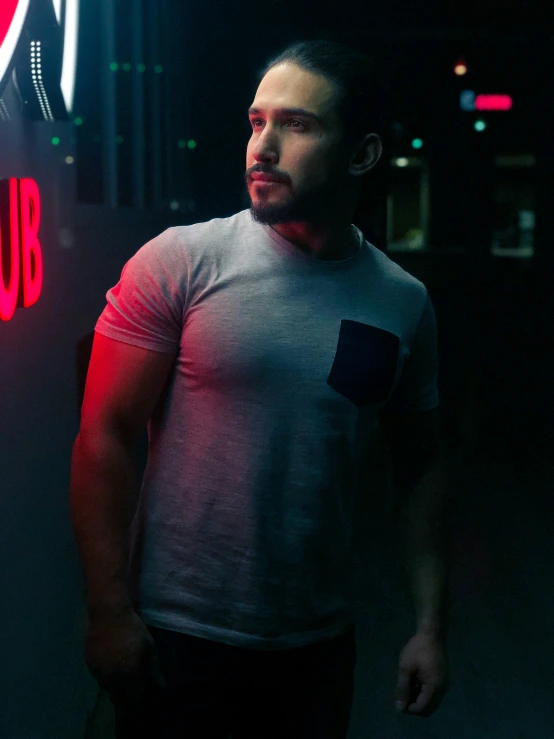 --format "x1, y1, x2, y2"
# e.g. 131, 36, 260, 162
327, 320, 400, 407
